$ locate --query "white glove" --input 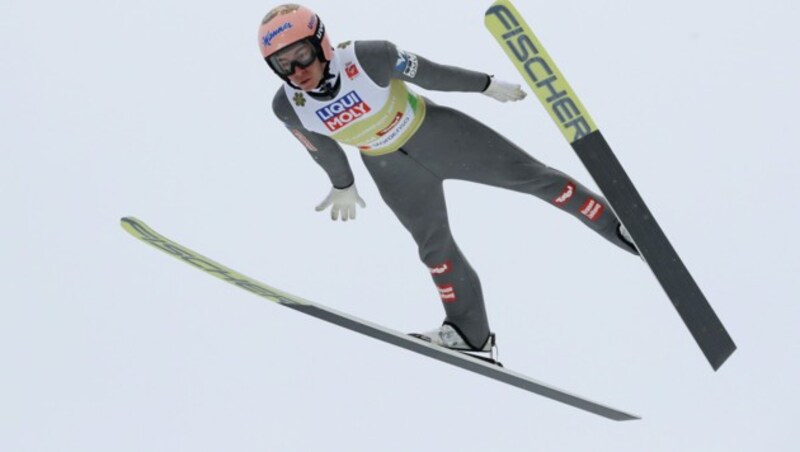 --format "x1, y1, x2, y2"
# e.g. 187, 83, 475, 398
315, 184, 366, 221
482, 77, 527, 102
